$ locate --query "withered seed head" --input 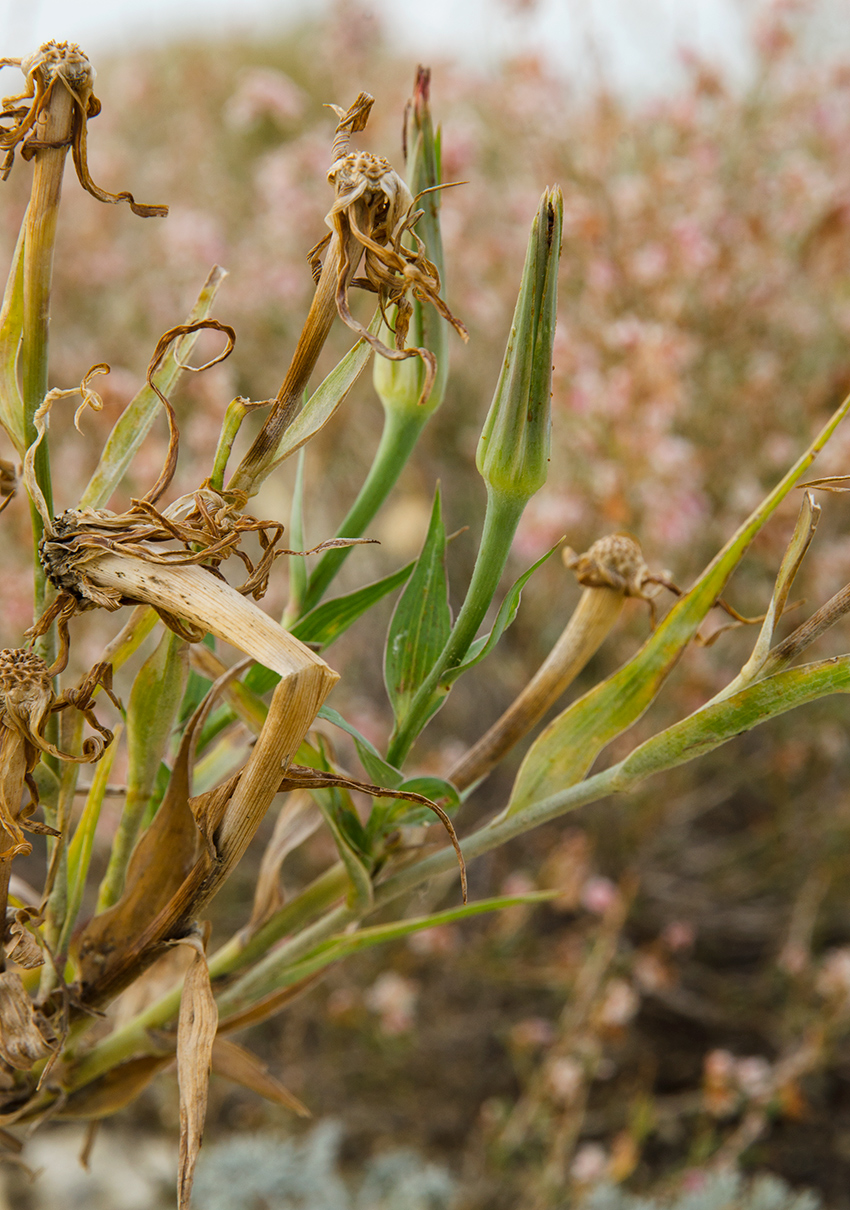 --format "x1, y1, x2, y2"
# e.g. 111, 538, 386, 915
0, 649, 53, 742
563, 533, 654, 598
1, 40, 166, 214
326, 150, 414, 244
